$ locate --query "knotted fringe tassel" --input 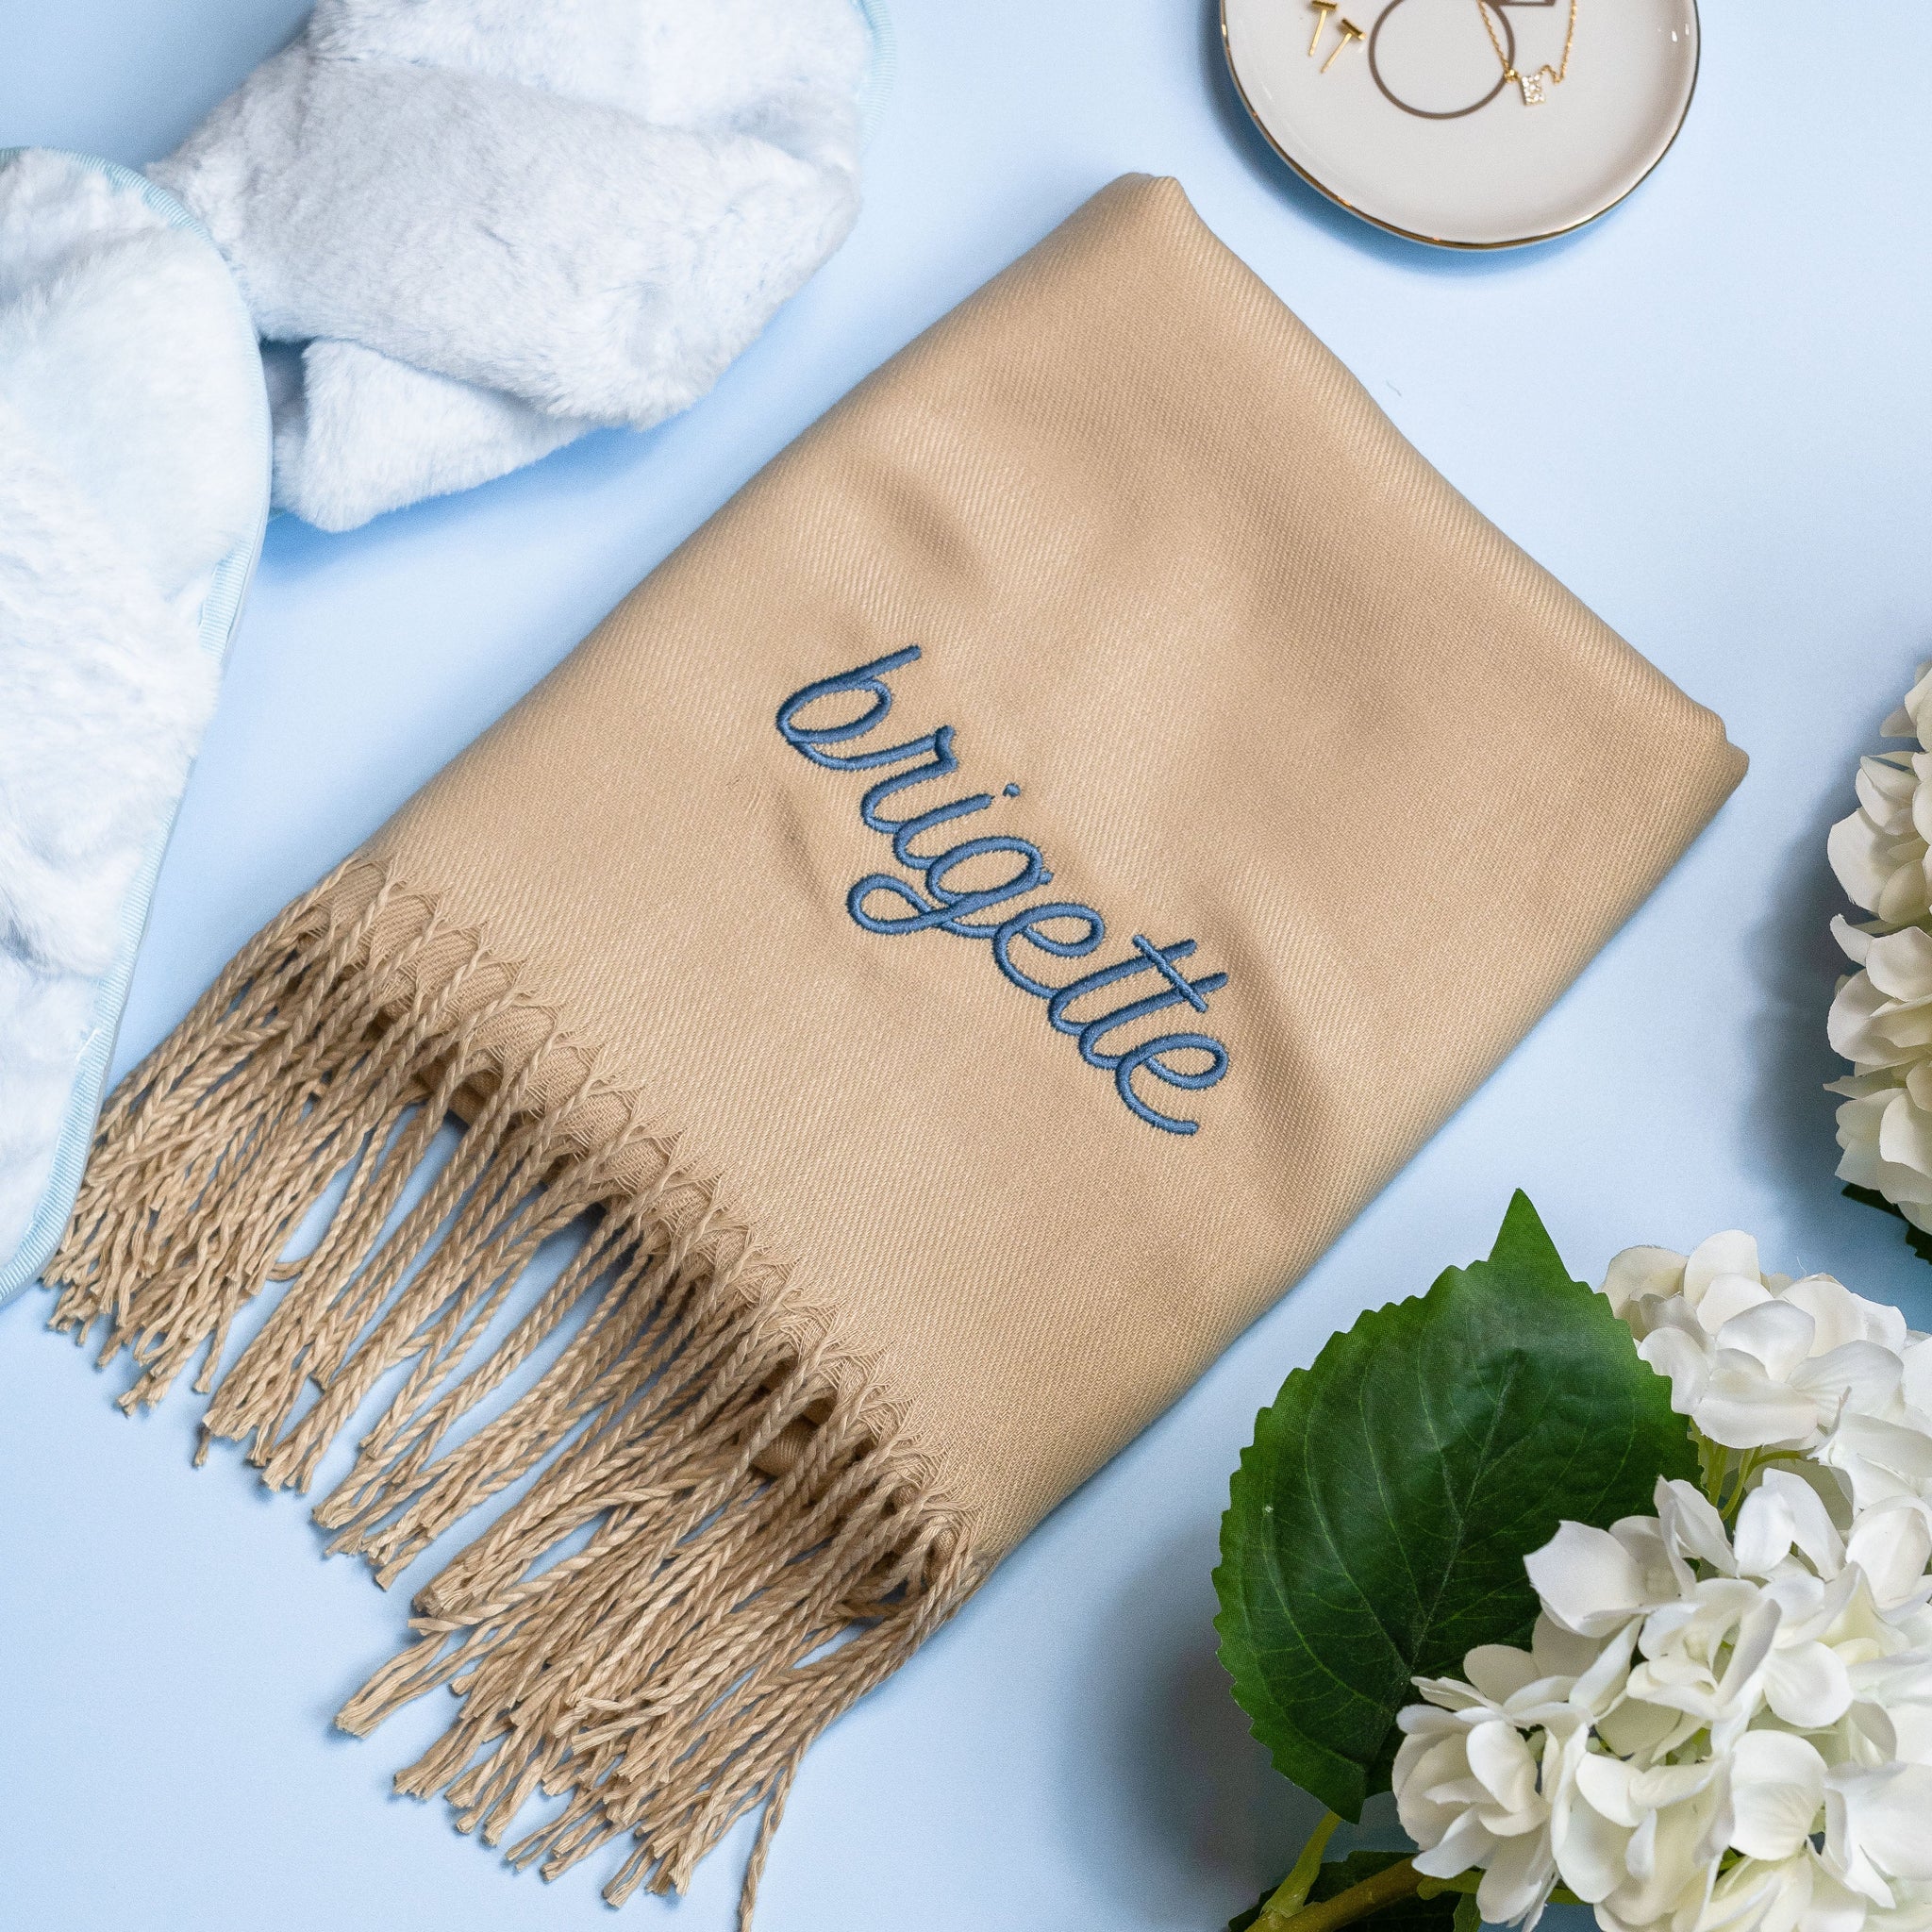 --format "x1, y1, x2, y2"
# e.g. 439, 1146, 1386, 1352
44, 864, 976, 1921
